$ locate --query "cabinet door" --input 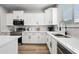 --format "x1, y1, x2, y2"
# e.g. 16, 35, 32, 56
41, 33, 47, 43
28, 32, 46, 44
22, 32, 39, 44
52, 8, 58, 25
6, 13, 13, 25
37, 33, 42, 43
30, 14, 37, 25
24, 13, 35, 25
29, 13, 44, 25
22, 32, 28, 43
30, 32, 38, 43
46, 34, 57, 54
38, 33, 47, 43
36, 13, 44, 25
47, 35, 52, 52
51, 37, 57, 54
25, 13, 36, 25
45, 8, 52, 25
45, 8, 58, 25
22, 32, 31, 43
24, 13, 30, 25
22, 32, 47, 44
24, 13, 44, 25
